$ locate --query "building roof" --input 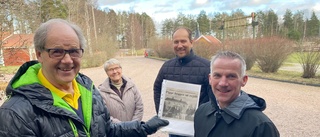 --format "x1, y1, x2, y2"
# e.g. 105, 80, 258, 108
194, 35, 222, 45
2, 34, 34, 48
